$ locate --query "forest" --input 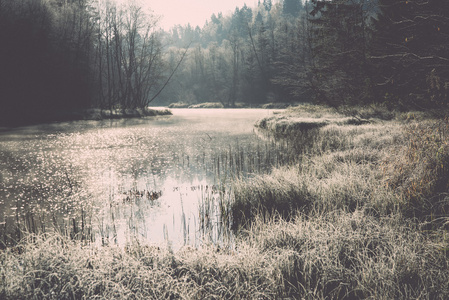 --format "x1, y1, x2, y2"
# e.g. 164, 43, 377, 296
0, 0, 448, 122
